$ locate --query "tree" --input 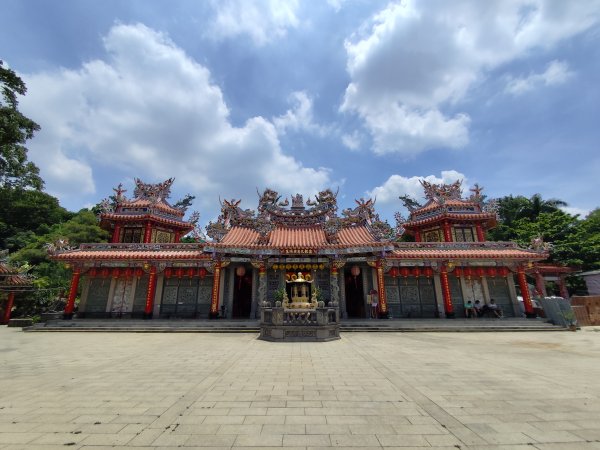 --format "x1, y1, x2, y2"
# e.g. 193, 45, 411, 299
0, 60, 42, 190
